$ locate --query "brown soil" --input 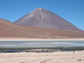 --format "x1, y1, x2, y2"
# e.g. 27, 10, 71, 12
0, 18, 84, 38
